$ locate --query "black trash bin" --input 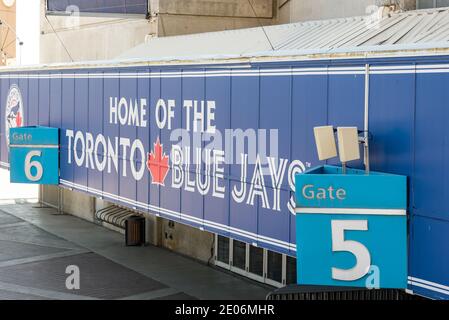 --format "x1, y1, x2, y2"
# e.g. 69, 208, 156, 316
125, 216, 145, 246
